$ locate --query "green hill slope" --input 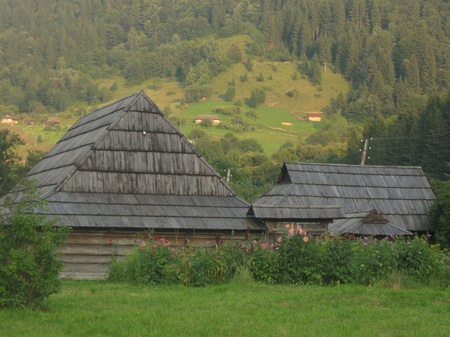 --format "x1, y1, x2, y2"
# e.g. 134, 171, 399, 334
3, 57, 349, 159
